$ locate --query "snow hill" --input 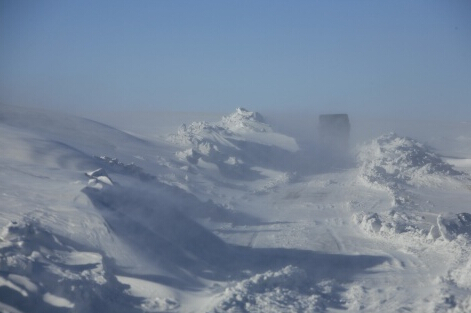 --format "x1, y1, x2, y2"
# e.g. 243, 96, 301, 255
1, 104, 471, 312
168, 107, 298, 182
357, 132, 461, 190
